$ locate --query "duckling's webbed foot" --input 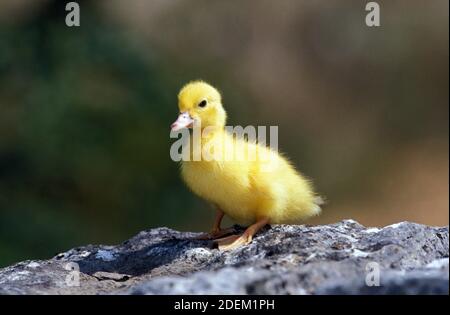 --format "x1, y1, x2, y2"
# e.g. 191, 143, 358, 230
214, 233, 248, 250
214, 217, 269, 251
